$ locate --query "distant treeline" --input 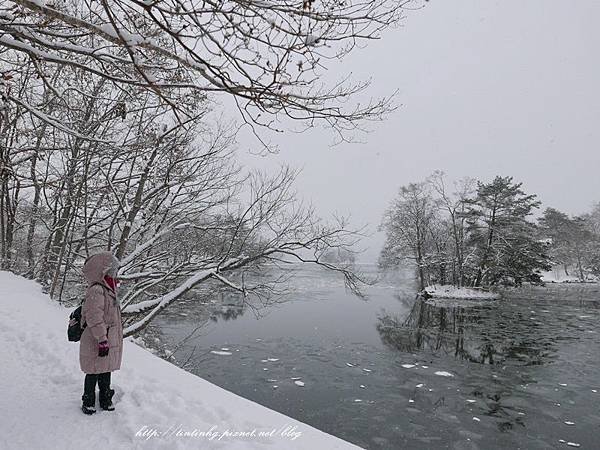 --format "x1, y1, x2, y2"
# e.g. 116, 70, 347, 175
379, 171, 600, 289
